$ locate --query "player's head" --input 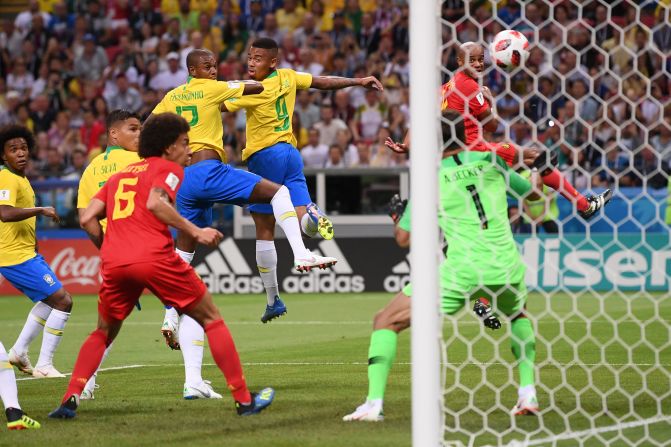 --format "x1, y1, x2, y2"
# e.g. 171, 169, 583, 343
442, 111, 466, 157
457, 42, 485, 78
248, 38, 279, 81
106, 109, 141, 152
187, 49, 217, 80
139, 113, 191, 166
0, 124, 34, 174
